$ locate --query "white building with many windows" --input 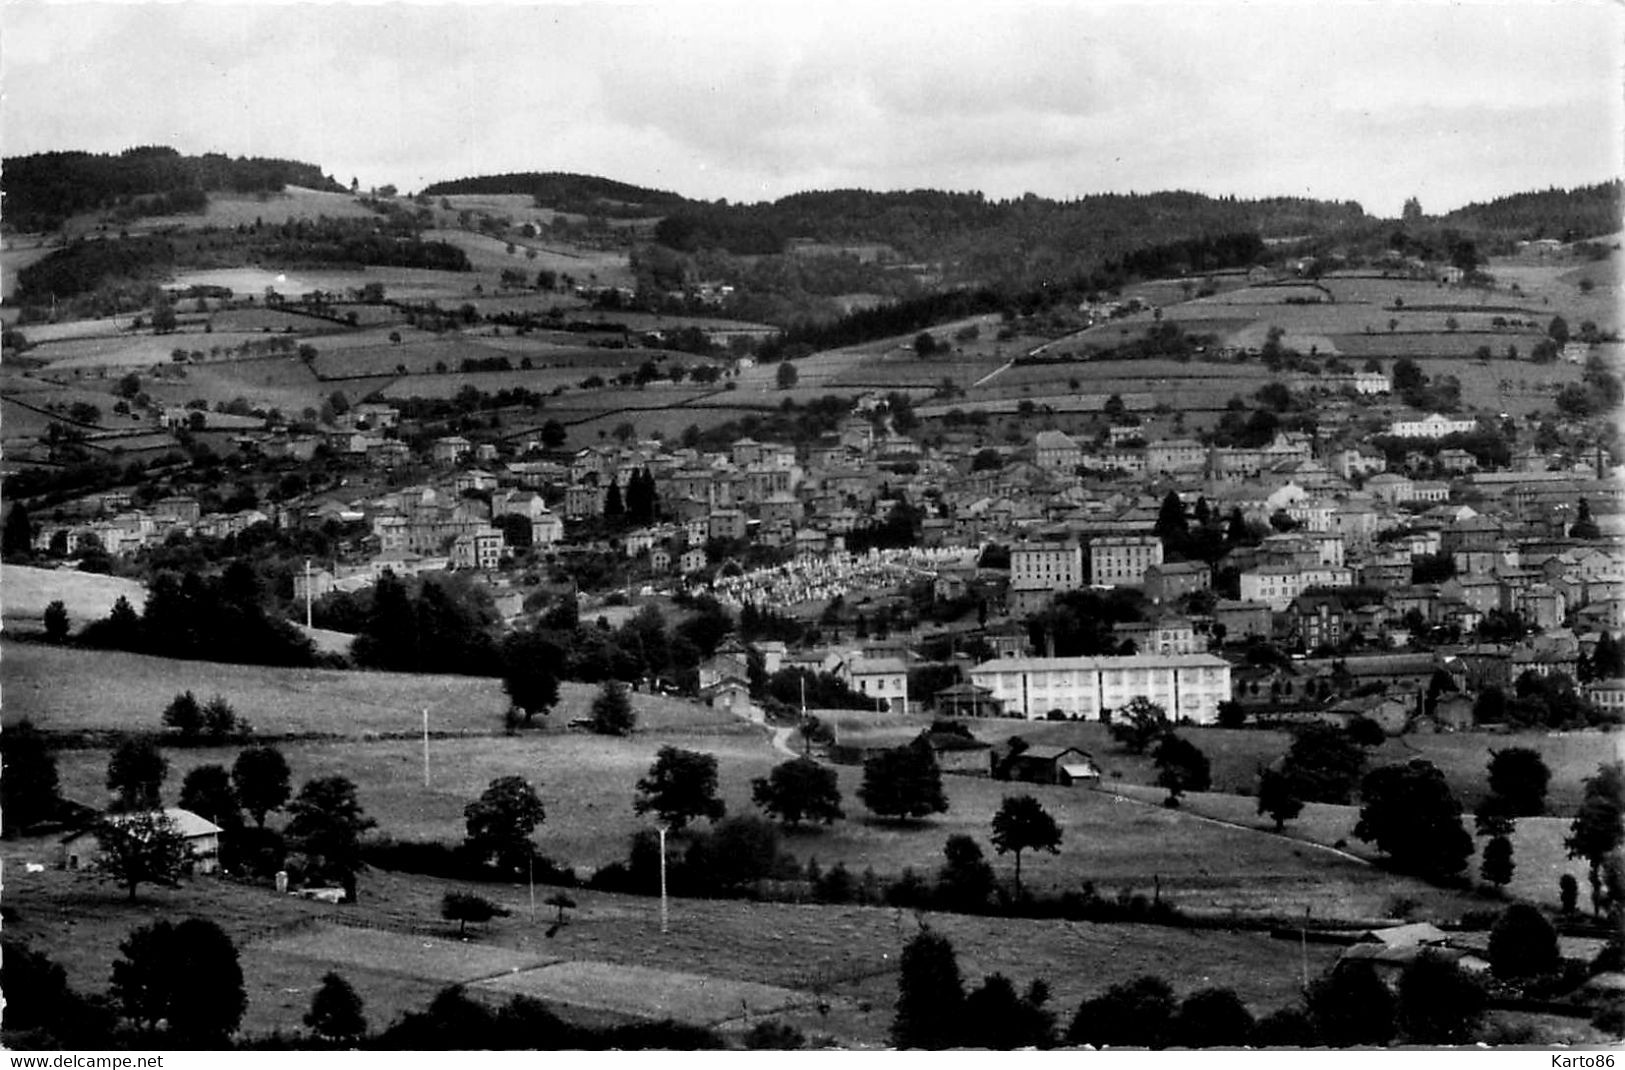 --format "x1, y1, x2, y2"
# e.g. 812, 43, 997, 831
969, 653, 1232, 724
1387, 413, 1476, 439
1090, 535, 1163, 587
1011, 539, 1085, 591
